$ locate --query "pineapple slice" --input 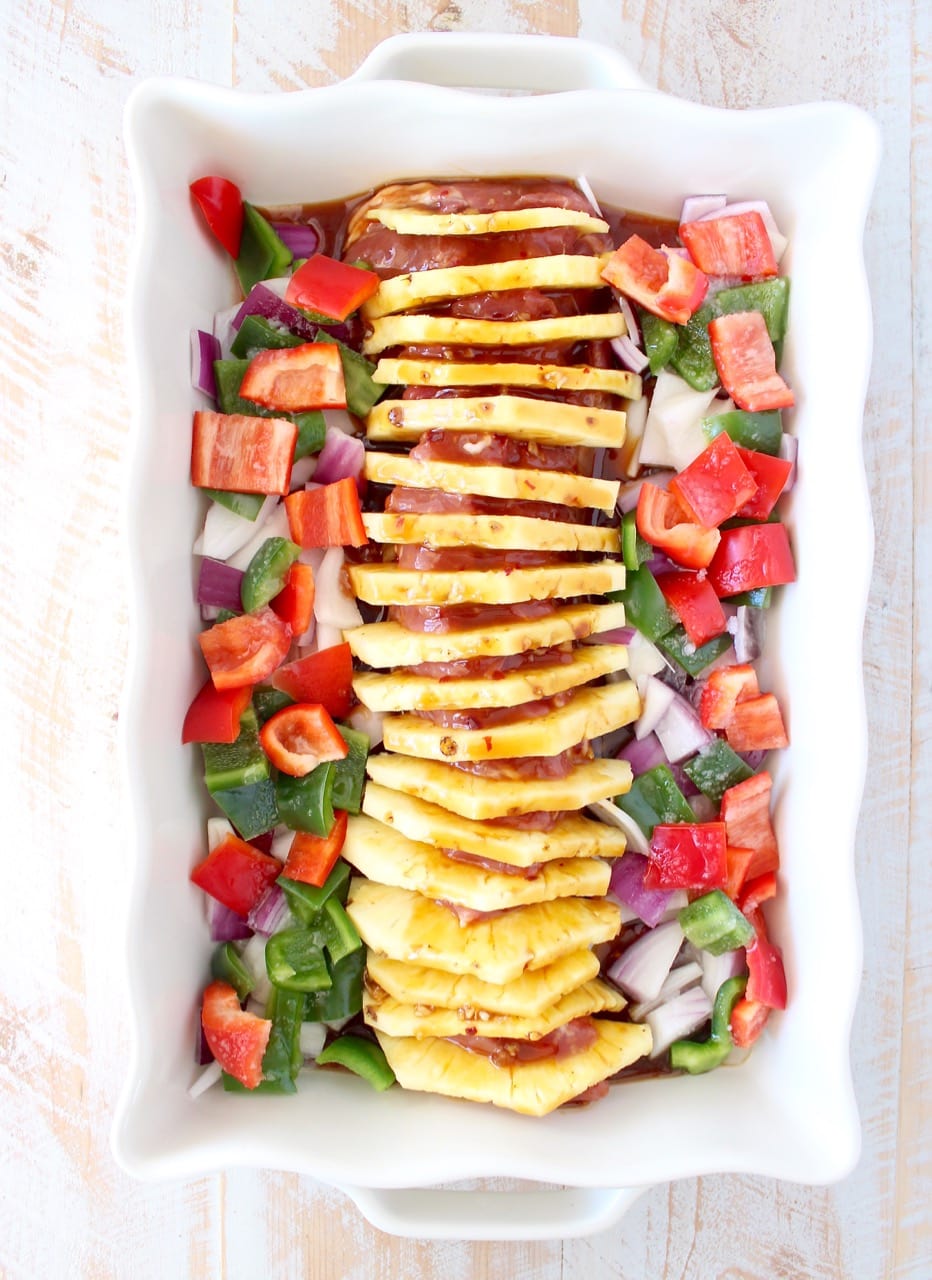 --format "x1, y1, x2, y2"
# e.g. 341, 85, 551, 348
364, 206, 609, 237
363, 511, 620, 554
342, 814, 610, 910
372, 359, 641, 400
365, 949, 602, 1016
363, 978, 625, 1040
381, 680, 640, 761
375, 1019, 653, 1116
363, 254, 611, 319
348, 560, 626, 607
366, 394, 626, 447
346, 879, 621, 984
362, 313, 625, 358
344, 601, 627, 668
362, 782, 628, 867
365, 754, 633, 820
363, 452, 621, 511
353, 644, 629, 713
